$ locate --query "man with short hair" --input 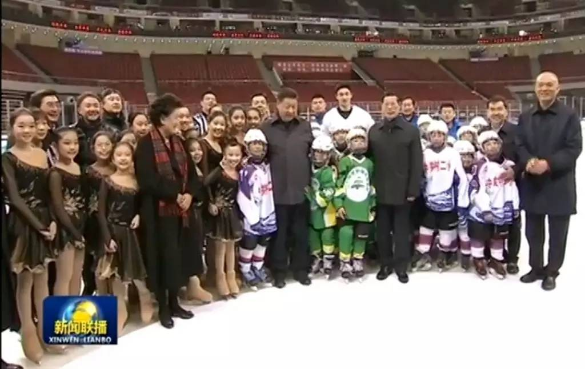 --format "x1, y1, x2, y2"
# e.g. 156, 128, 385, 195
516, 72, 582, 291
193, 90, 217, 135
368, 92, 423, 284
401, 96, 419, 126
28, 89, 61, 166
439, 102, 460, 138
310, 94, 327, 137
486, 95, 522, 274
261, 88, 313, 288
321, 84, 375, 136
251, 92, 271, 122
